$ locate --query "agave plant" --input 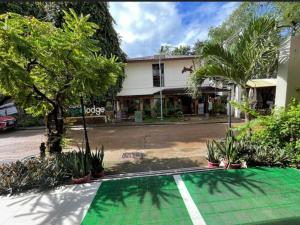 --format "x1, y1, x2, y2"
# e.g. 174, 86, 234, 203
65, 150, 91, 179
206, 140, 219, 163
216, 132, 243, 169
90, 146, 104, 176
